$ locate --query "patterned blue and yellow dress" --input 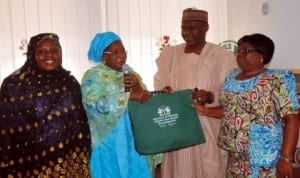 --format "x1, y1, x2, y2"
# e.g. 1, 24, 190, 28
218, 69, 300, 178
